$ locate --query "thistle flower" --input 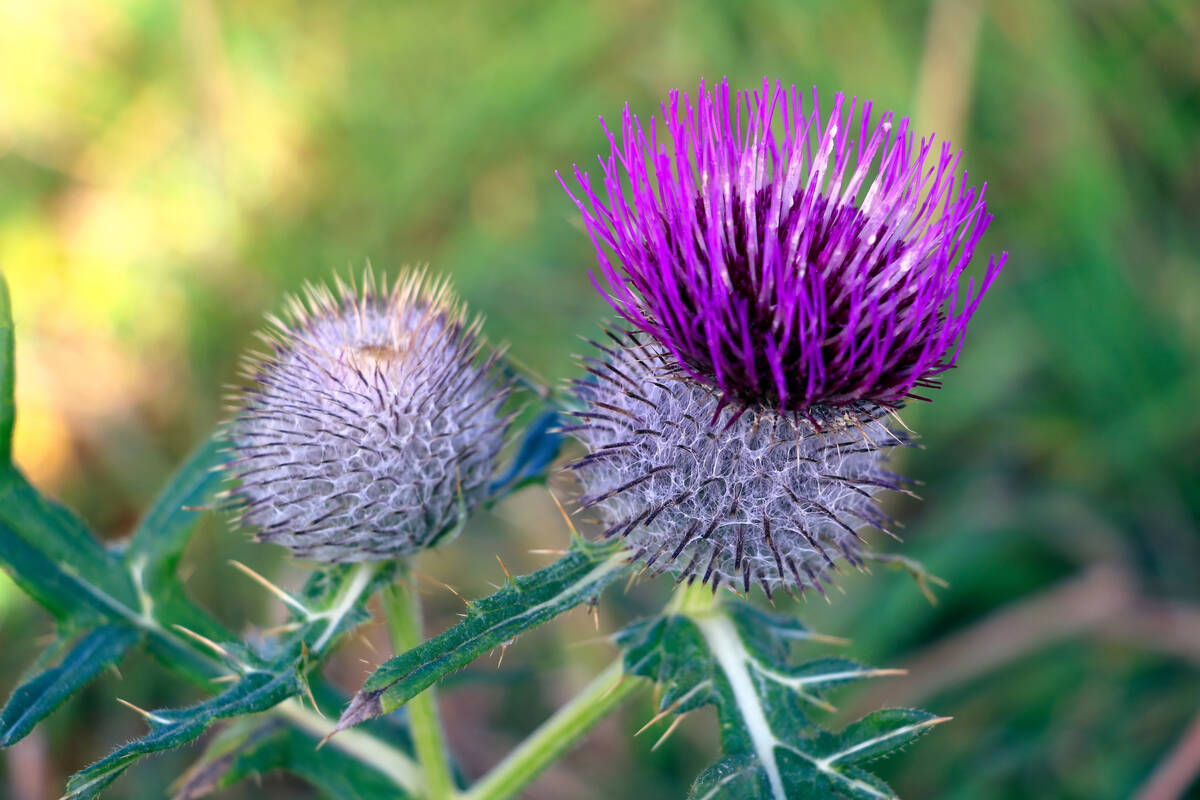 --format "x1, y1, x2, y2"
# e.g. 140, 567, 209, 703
228, 270, 511, 562
562, 79, 1004, 593
568, 332, 907, 597
561, 77, 1006, 414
